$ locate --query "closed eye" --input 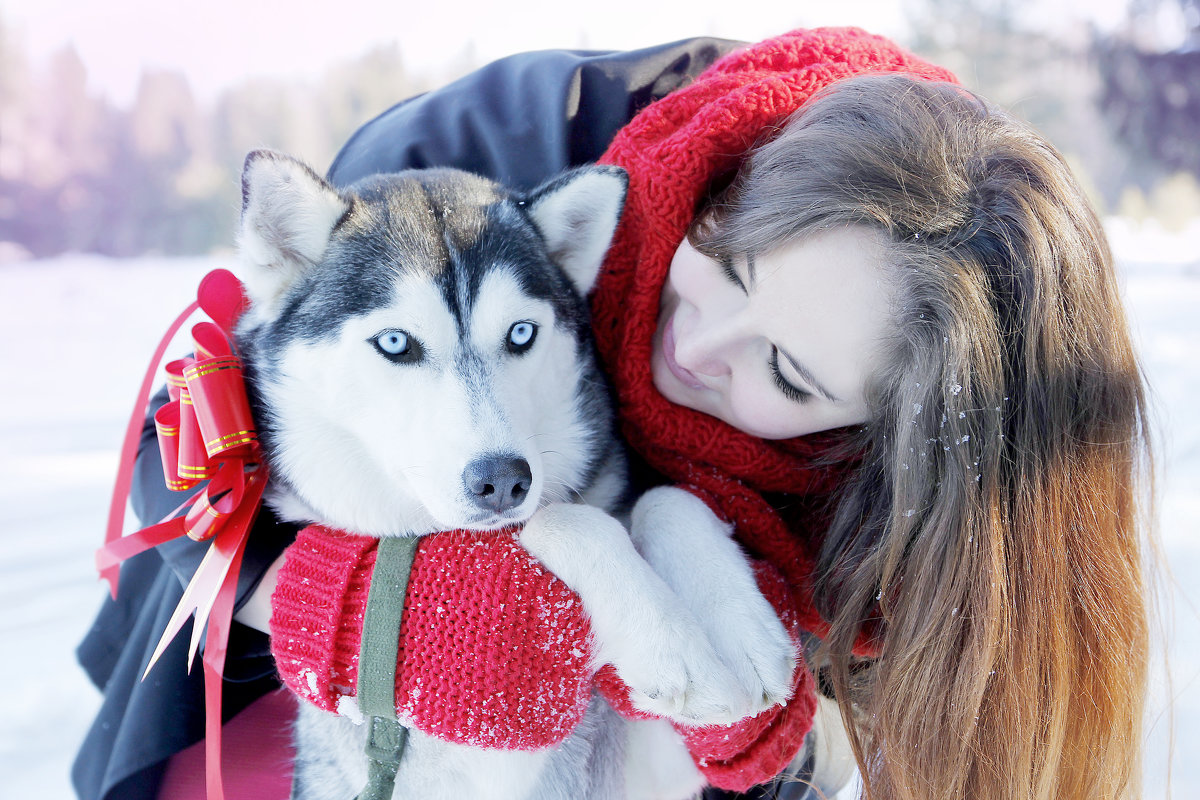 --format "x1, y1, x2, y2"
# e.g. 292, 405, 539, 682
770, 346, 811, 403
718, 256, 748, 294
